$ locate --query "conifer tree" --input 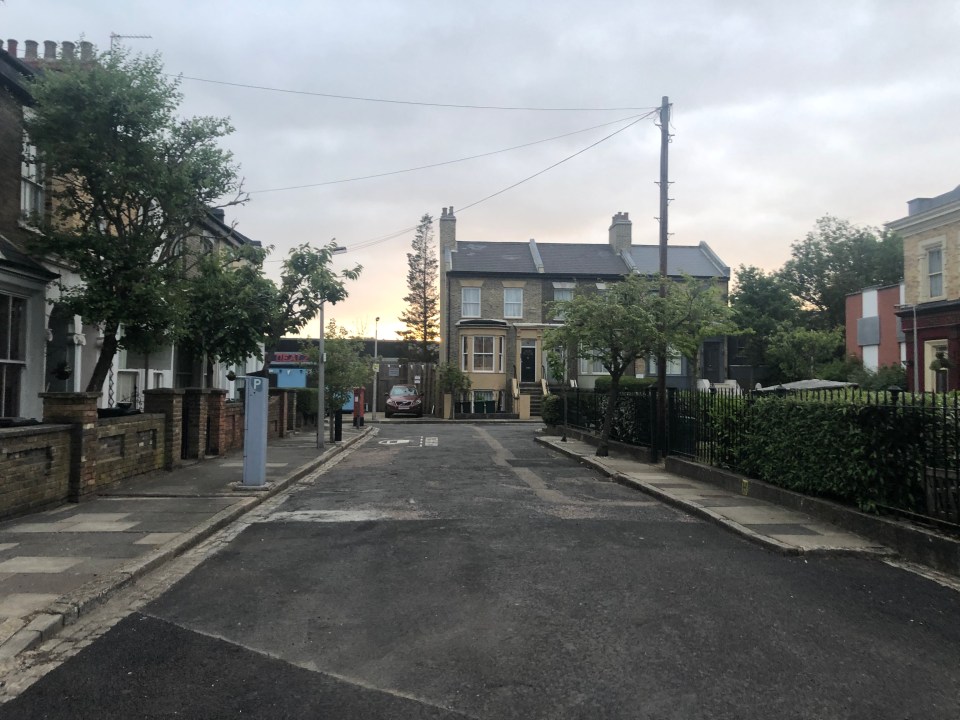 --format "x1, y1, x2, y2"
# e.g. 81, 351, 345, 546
399, 214, 439, 362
